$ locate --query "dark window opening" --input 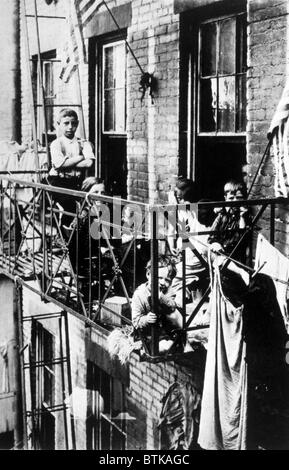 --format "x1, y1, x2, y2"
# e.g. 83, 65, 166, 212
31, 321, 55, 450
86, 361, 126, 450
